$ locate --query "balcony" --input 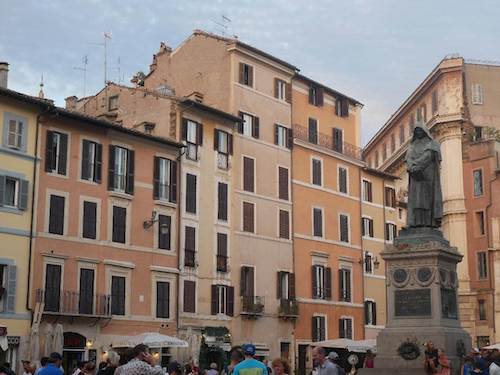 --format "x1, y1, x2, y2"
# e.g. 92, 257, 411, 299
240, 296, 264, 318
293, 124, 362, 161
35, 289, 111, 318
278, 298, 299, 319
